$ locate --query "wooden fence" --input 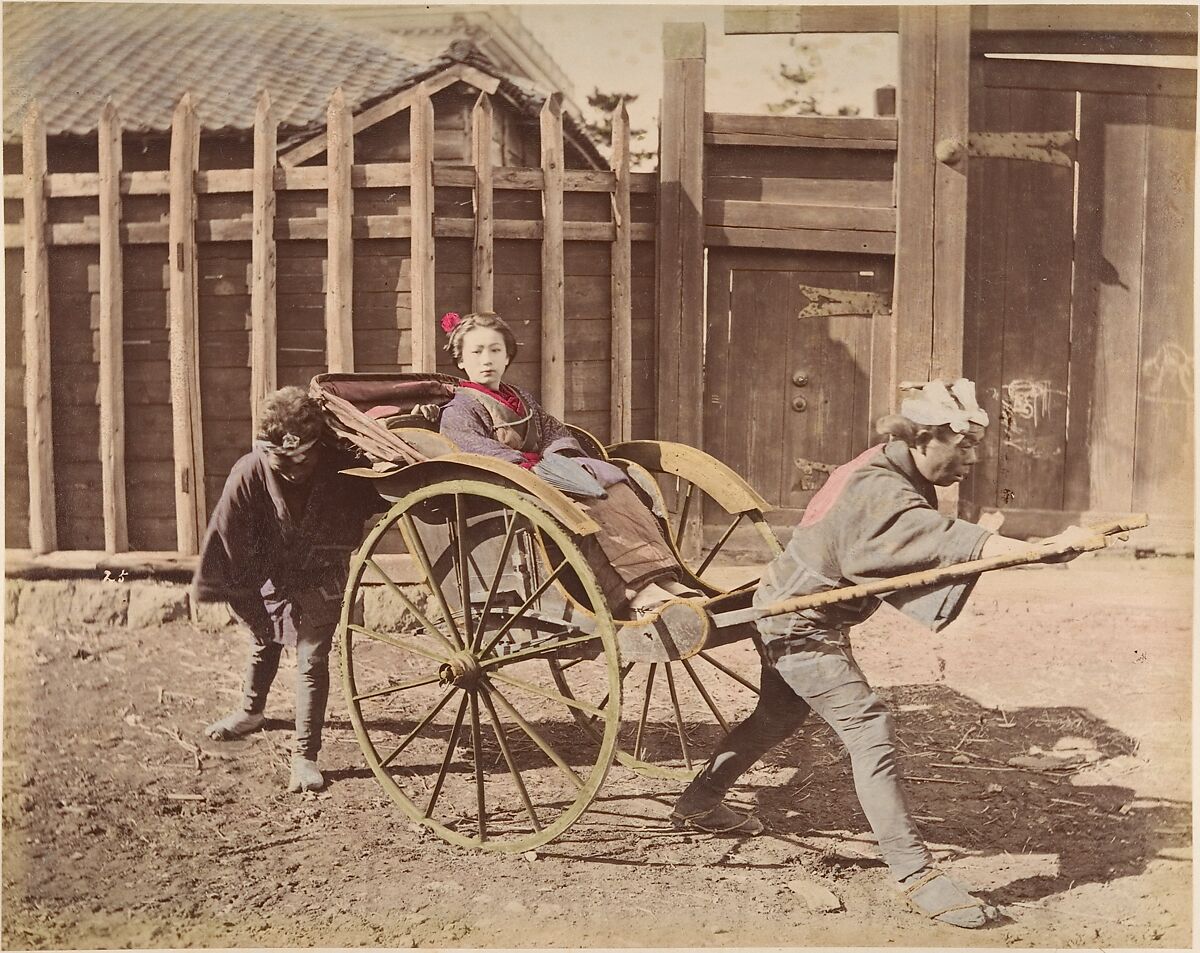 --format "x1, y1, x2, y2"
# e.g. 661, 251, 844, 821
4, 89, 658, 557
